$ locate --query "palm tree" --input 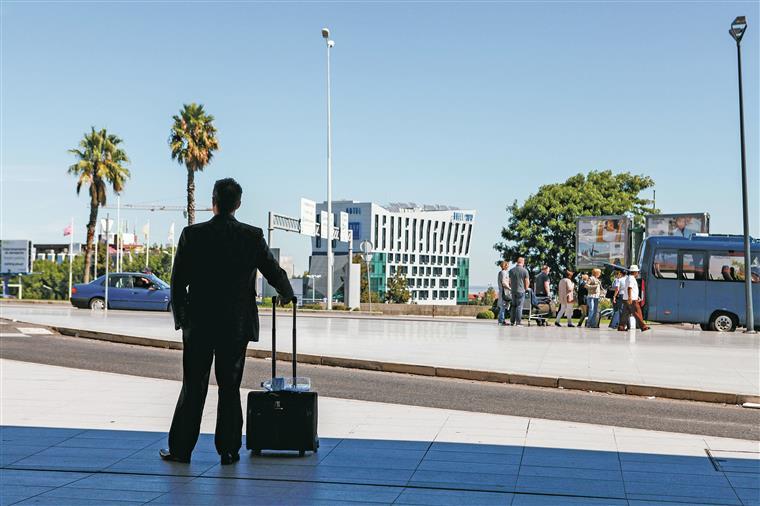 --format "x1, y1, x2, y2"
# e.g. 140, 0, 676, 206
169, 103, 219, 225
68, 127, 130, 283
